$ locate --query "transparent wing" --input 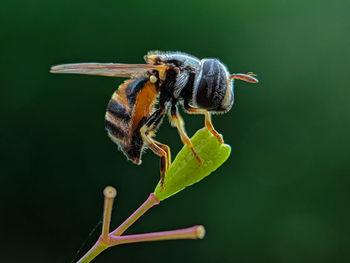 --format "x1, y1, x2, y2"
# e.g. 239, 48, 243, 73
50, 63, 167, 77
